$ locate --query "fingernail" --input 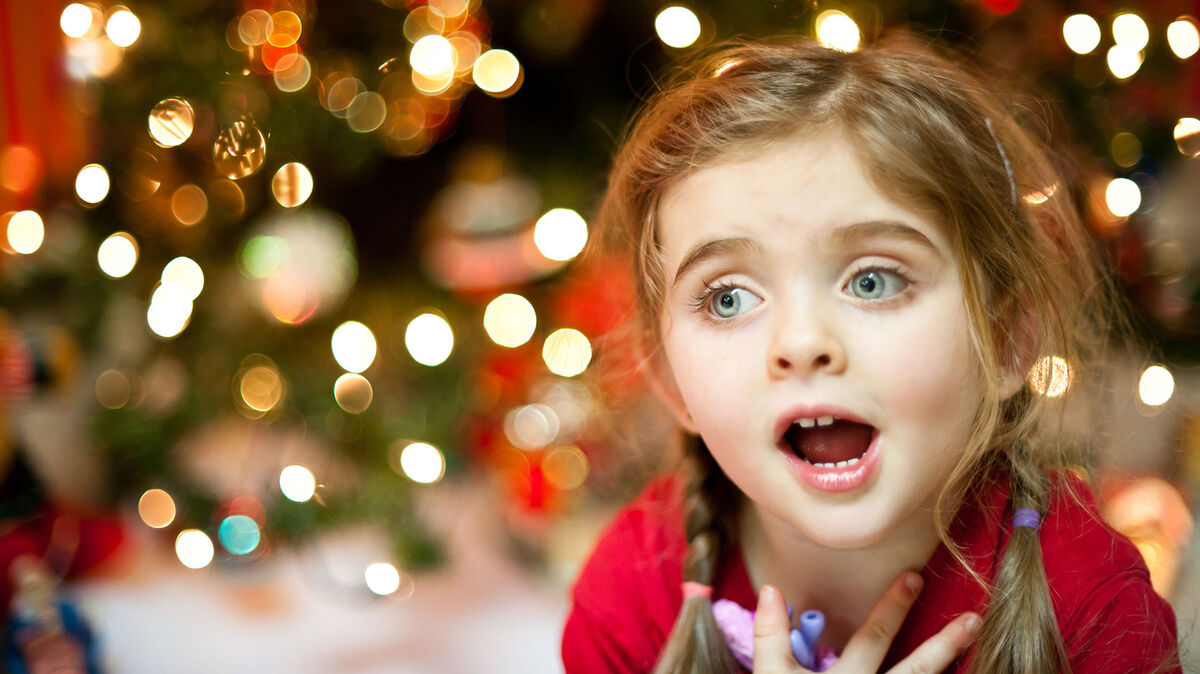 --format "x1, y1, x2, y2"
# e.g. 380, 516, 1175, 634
964, 613, 981, 635
904, 573, 923, 594
759, 584, 777, 605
